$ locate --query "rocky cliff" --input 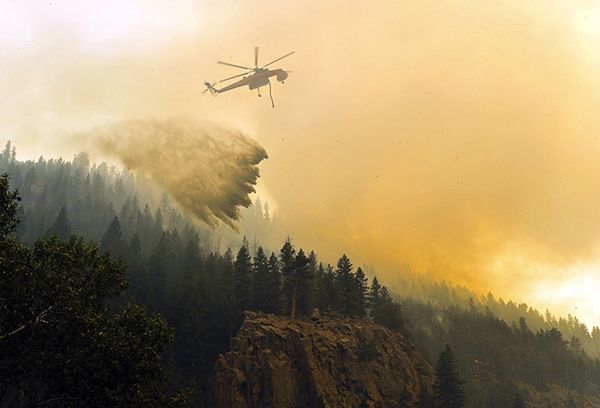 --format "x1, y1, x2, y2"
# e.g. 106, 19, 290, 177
210, 311, 434, 408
